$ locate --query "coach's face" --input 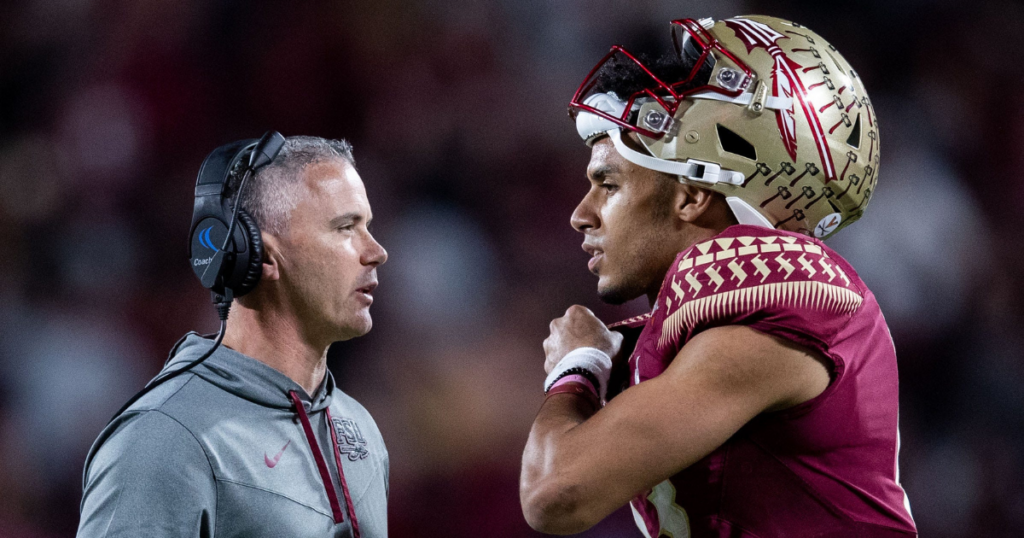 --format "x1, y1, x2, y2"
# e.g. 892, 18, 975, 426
276, 159, 387, 341
570, 136, 684, 305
